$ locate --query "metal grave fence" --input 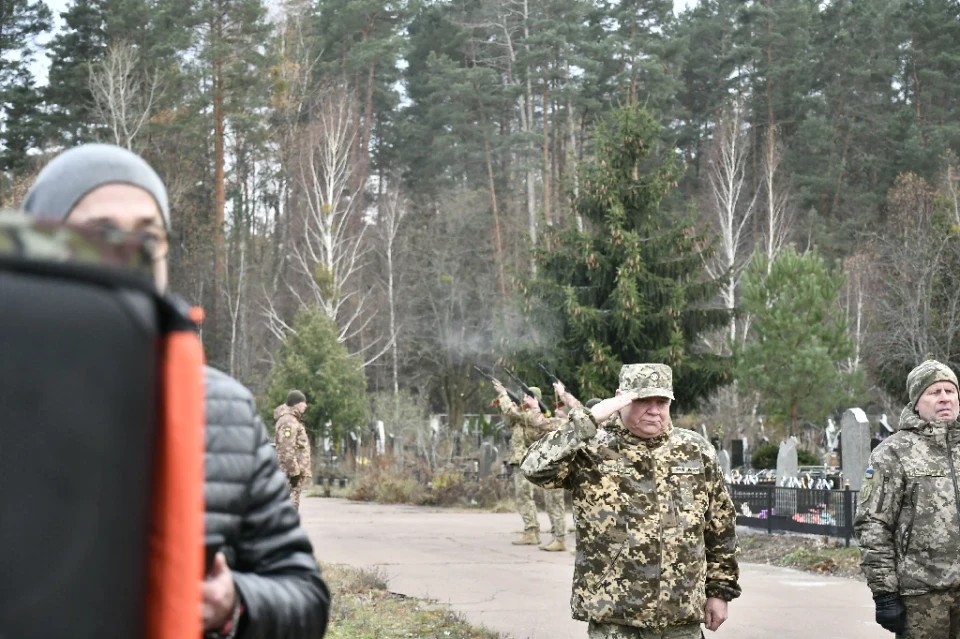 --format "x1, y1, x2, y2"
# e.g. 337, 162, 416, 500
728, 484, 859, 546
